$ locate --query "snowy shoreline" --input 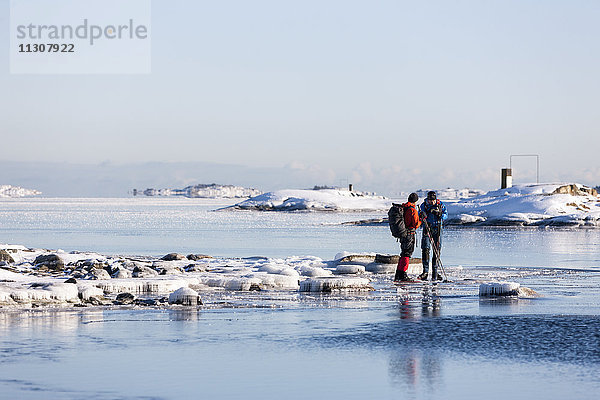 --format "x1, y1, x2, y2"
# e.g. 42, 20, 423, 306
0, 246, 399, 308
0, 244, 540, 309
